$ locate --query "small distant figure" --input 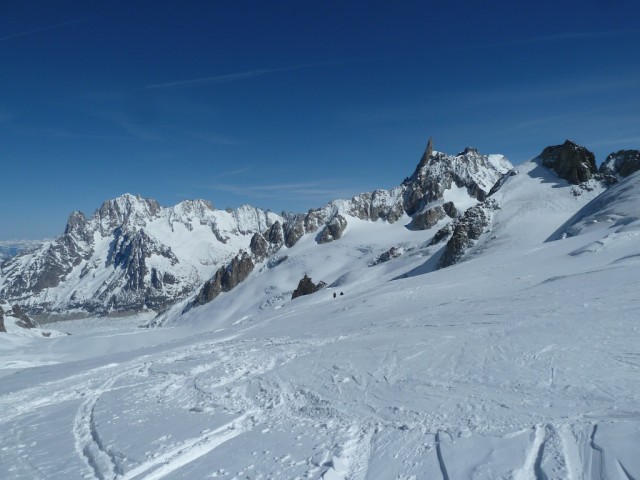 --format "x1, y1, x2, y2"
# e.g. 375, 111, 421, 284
340, 292, 344, 296
333, 292, 336, 299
